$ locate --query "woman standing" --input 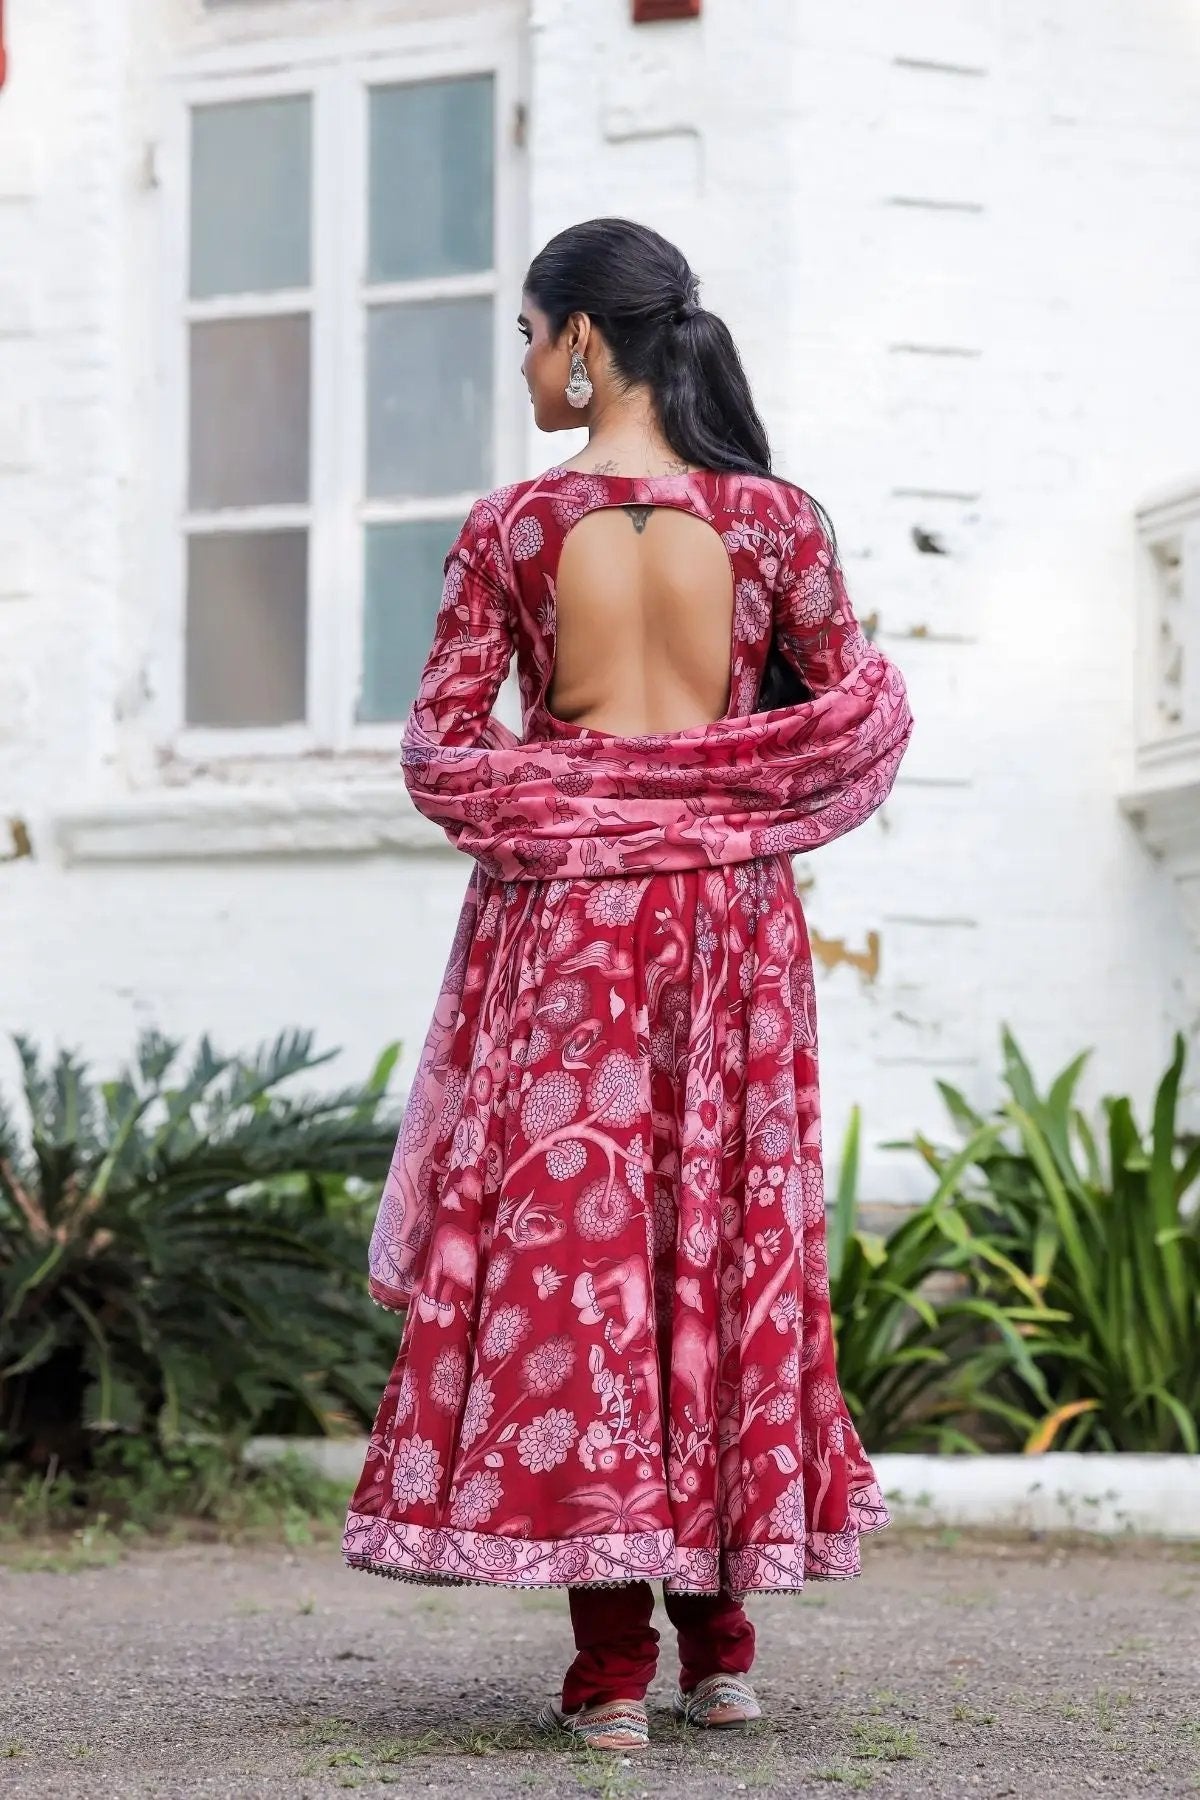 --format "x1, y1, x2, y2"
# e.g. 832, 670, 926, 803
345, 220, 911, 1752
